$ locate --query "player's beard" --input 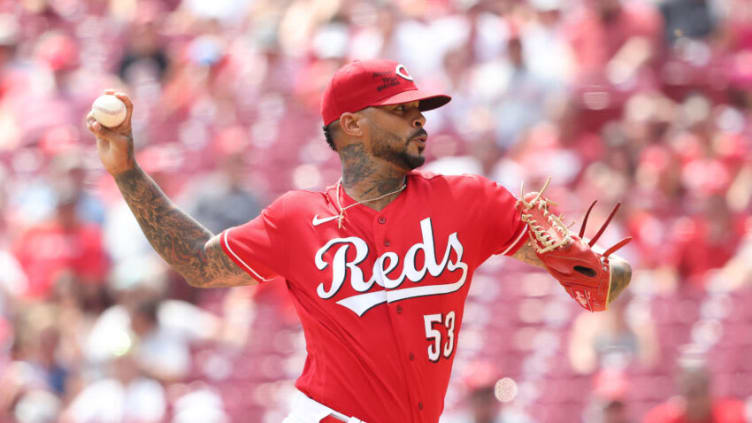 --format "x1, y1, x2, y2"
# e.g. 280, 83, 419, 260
371, 127, 427, 170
